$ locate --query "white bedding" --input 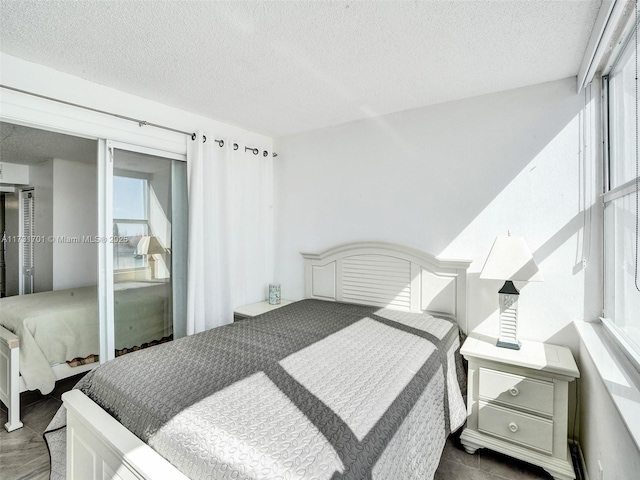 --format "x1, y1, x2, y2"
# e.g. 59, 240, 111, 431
0, 281, 170, 394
